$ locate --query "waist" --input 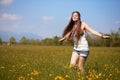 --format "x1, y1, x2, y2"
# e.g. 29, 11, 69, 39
73, 49, 89, 53
74, 44, 89, 51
